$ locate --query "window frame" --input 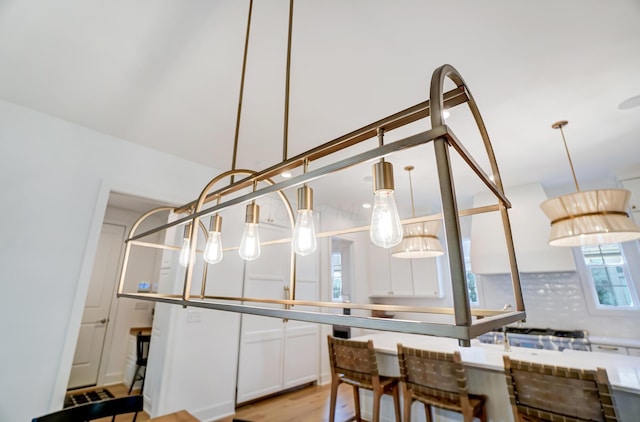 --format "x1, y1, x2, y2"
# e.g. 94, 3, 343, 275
462, 238, 480, 306
573, 241, 640, 316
